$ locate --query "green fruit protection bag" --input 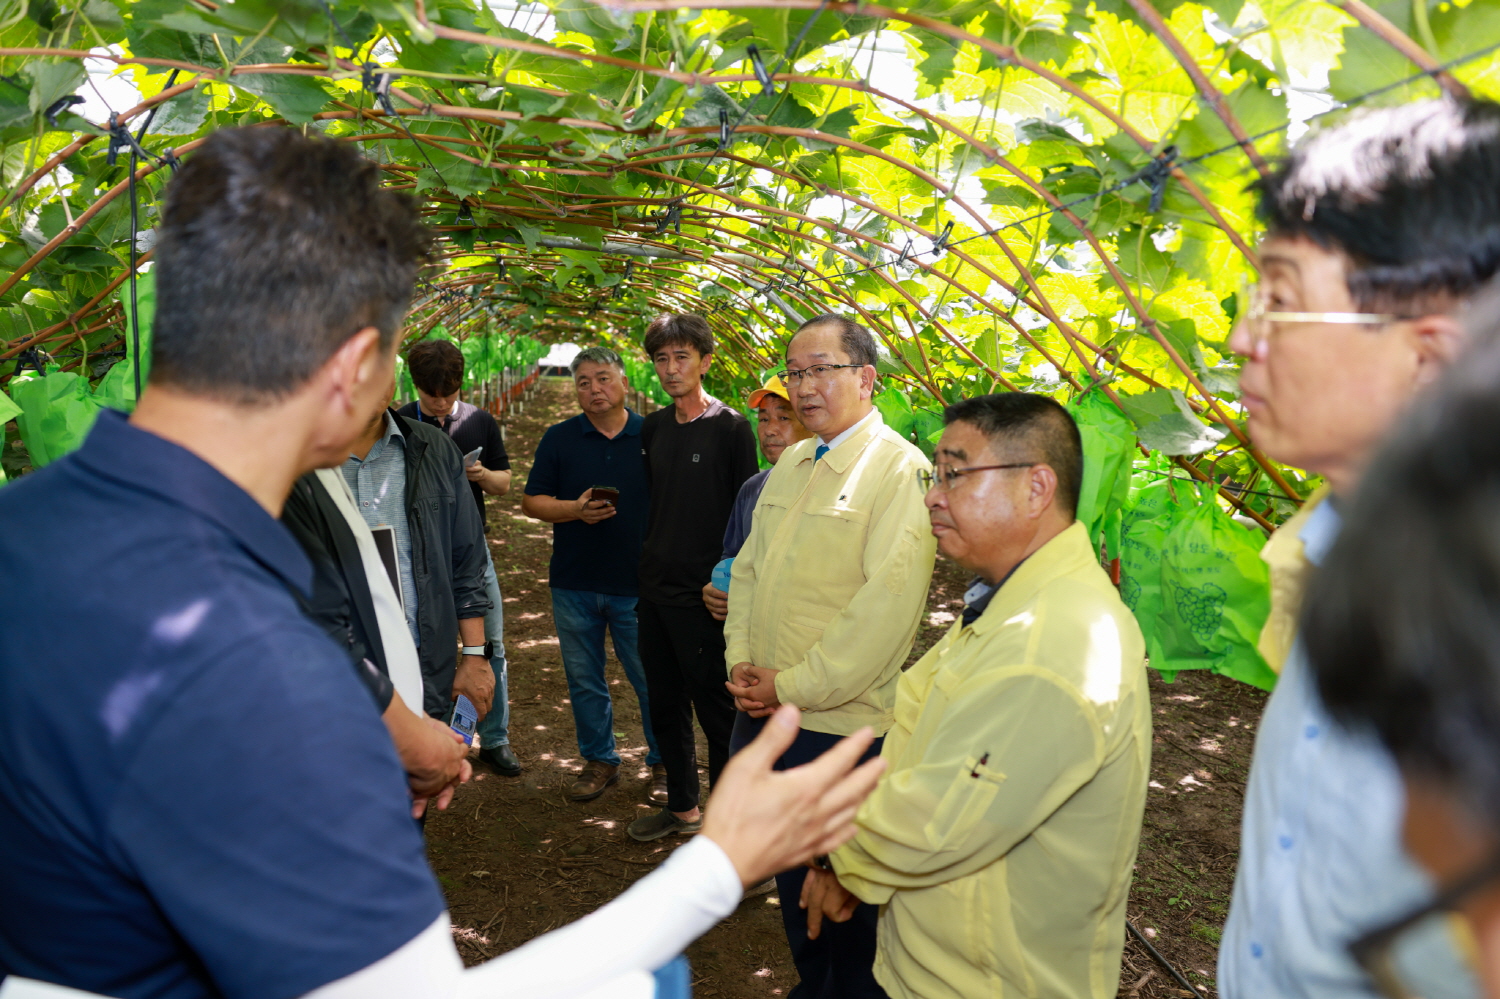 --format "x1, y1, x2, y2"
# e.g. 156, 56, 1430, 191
1154, 481, 1277, 690
1118, 469, 1192, 662
10, 370, 104, 467
9, 271, 155, 468
0, 389, 21, 484
1068, 389, 1135, 564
